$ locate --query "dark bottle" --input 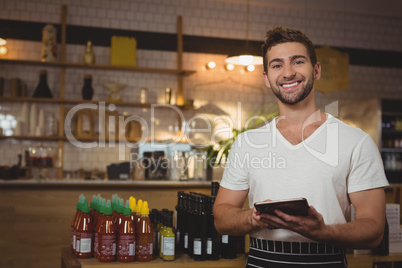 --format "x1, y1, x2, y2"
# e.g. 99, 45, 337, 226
188, 194, 196, 258
175, 191, 184, 251
193, 195, 207, 261
220, 234, 237, 259
33, 70, 53, 98
182, 193, 190, 254
376, 217, 389, 256
82, 74, 94, 100
211, 182, 220, 196
206, 196, 220, 260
